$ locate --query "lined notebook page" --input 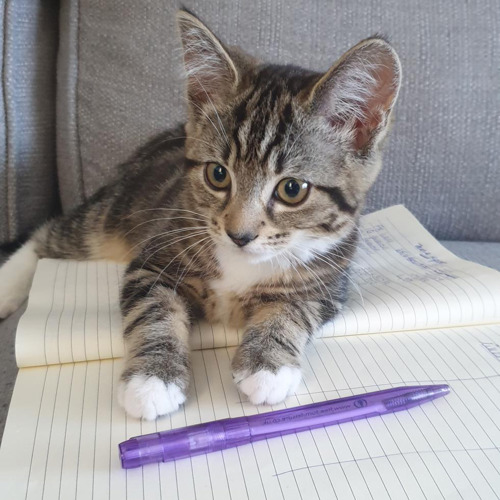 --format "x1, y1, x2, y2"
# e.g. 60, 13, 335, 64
1, 324, 500, 500
320, 205, 500, 337
15, 205, 500, 367
15, 260, 125, 367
